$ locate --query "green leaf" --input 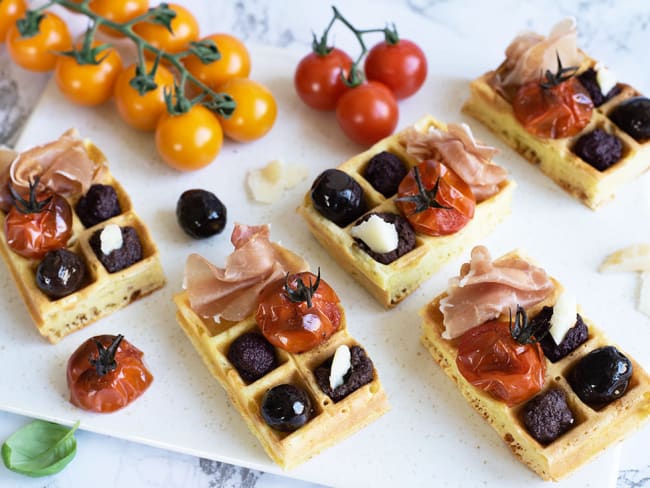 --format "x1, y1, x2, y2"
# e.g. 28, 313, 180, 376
2, 420, 79, 478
